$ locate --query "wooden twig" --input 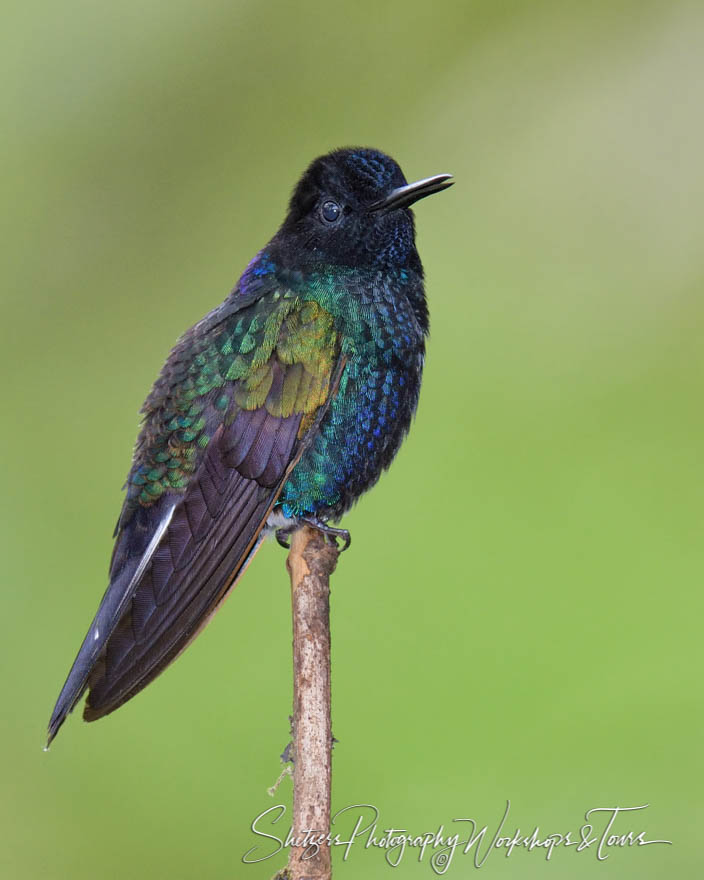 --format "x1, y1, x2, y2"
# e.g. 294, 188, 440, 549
283, 524, 339, 880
